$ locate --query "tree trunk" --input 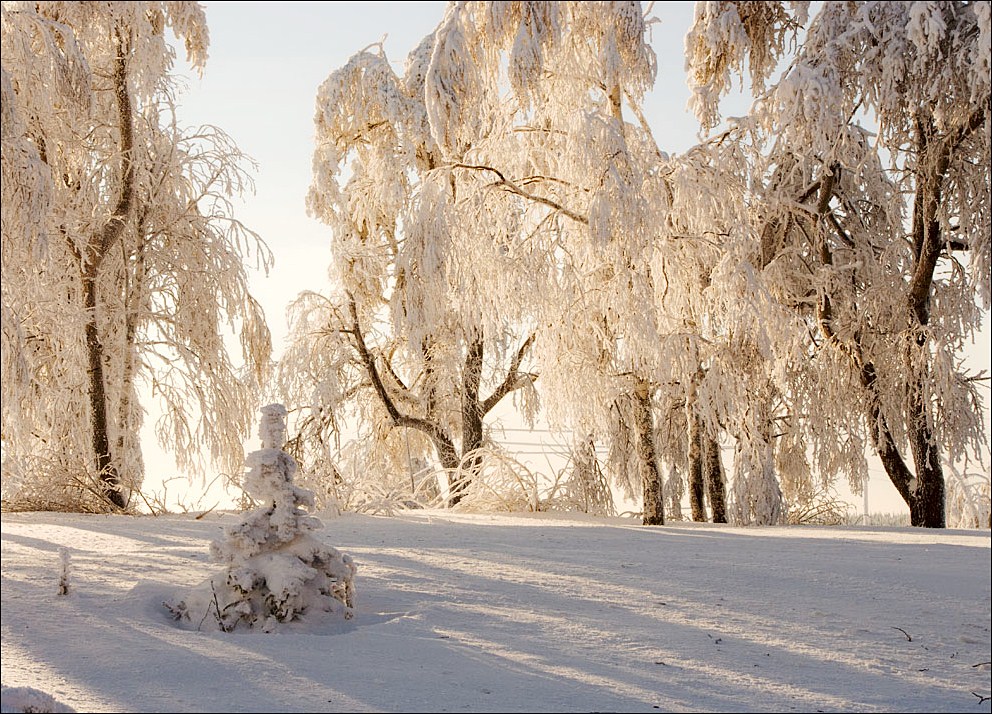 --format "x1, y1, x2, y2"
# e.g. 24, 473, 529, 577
79, 32, 133, 511
452, 333, 485, 506
901, 116, 948, 527
116, 230, 148, 484
867, 113, 976, 528
703, 433, 727, 523
431, 436, 462, 480
83, 274, 126, 509
858, 346, 945, 527
907, 385, 945, 527
634, 379, 664, 525
685, 369, 706, 521
687, 412, 706, 521
862, 358, 916, 494
815, 157, 946, 528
